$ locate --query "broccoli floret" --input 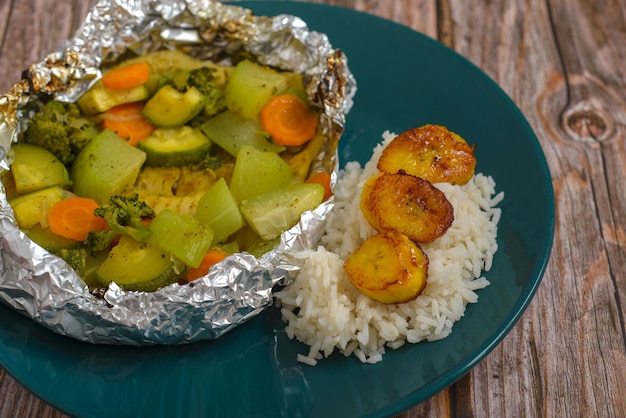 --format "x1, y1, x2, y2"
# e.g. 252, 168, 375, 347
50, 247, 88, 276
187, 67, 226, 117
187, 67, 218, 95
190, 152, 223, 170
84, 229, 120, 255
155, 69, 189, 92
22, 100, 99, 166
84, 194, 155, 254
